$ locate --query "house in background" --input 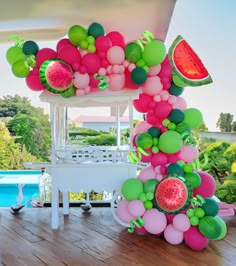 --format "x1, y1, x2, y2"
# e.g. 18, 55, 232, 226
72, 115, 130, 132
